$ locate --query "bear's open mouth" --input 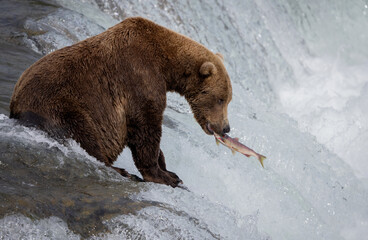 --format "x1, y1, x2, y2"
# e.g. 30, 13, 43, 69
206, 123, 214, 135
